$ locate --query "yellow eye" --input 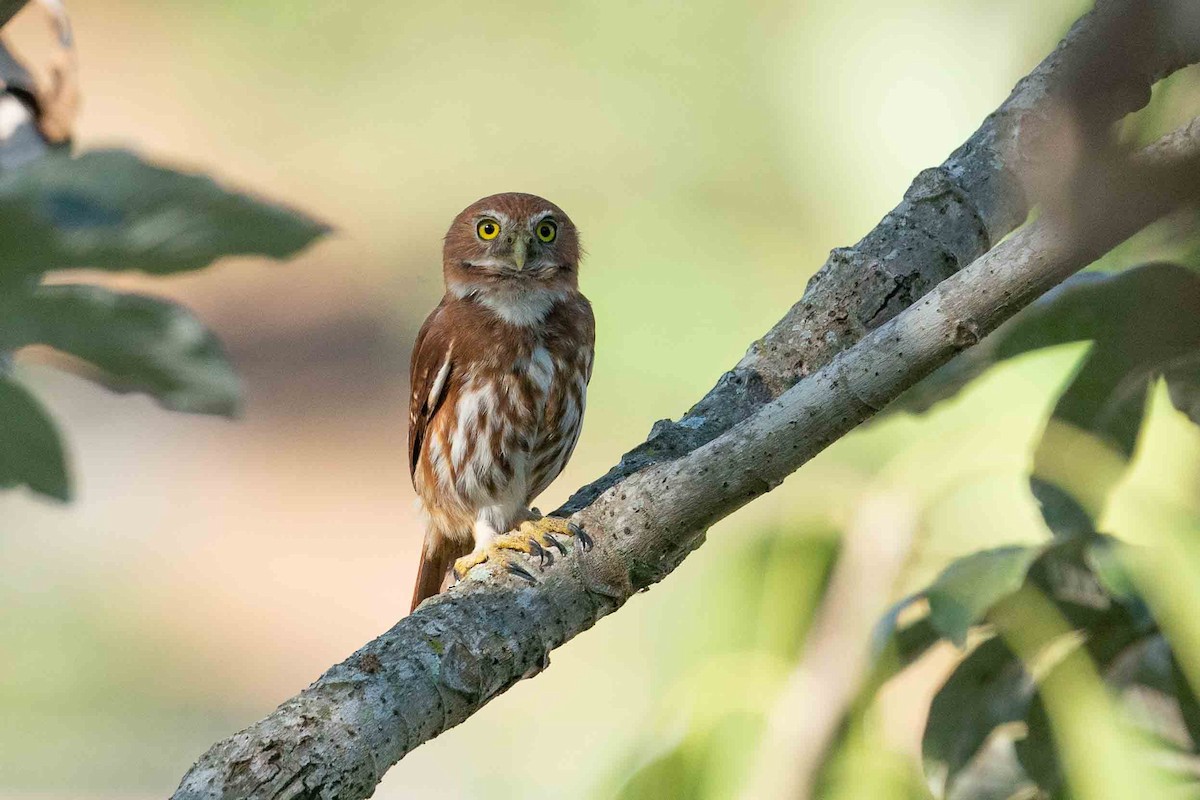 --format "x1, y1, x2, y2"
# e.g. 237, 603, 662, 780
536, 220, 557, 243
477, 219, 500, 240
